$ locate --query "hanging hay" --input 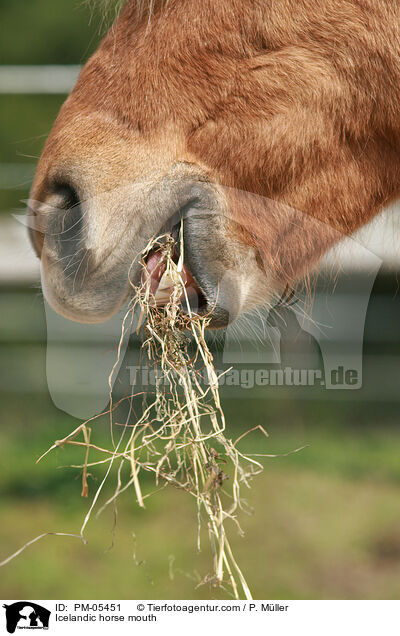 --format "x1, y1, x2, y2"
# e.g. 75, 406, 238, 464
14, 222, 274, 599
